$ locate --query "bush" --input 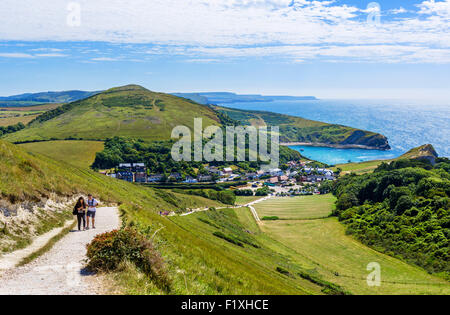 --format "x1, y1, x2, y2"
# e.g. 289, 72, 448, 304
86, 228, 171, 291
212, 231, 244, 247
298, 271, 352, 295
235, 189, 254, 196
262, 216, 279, 221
